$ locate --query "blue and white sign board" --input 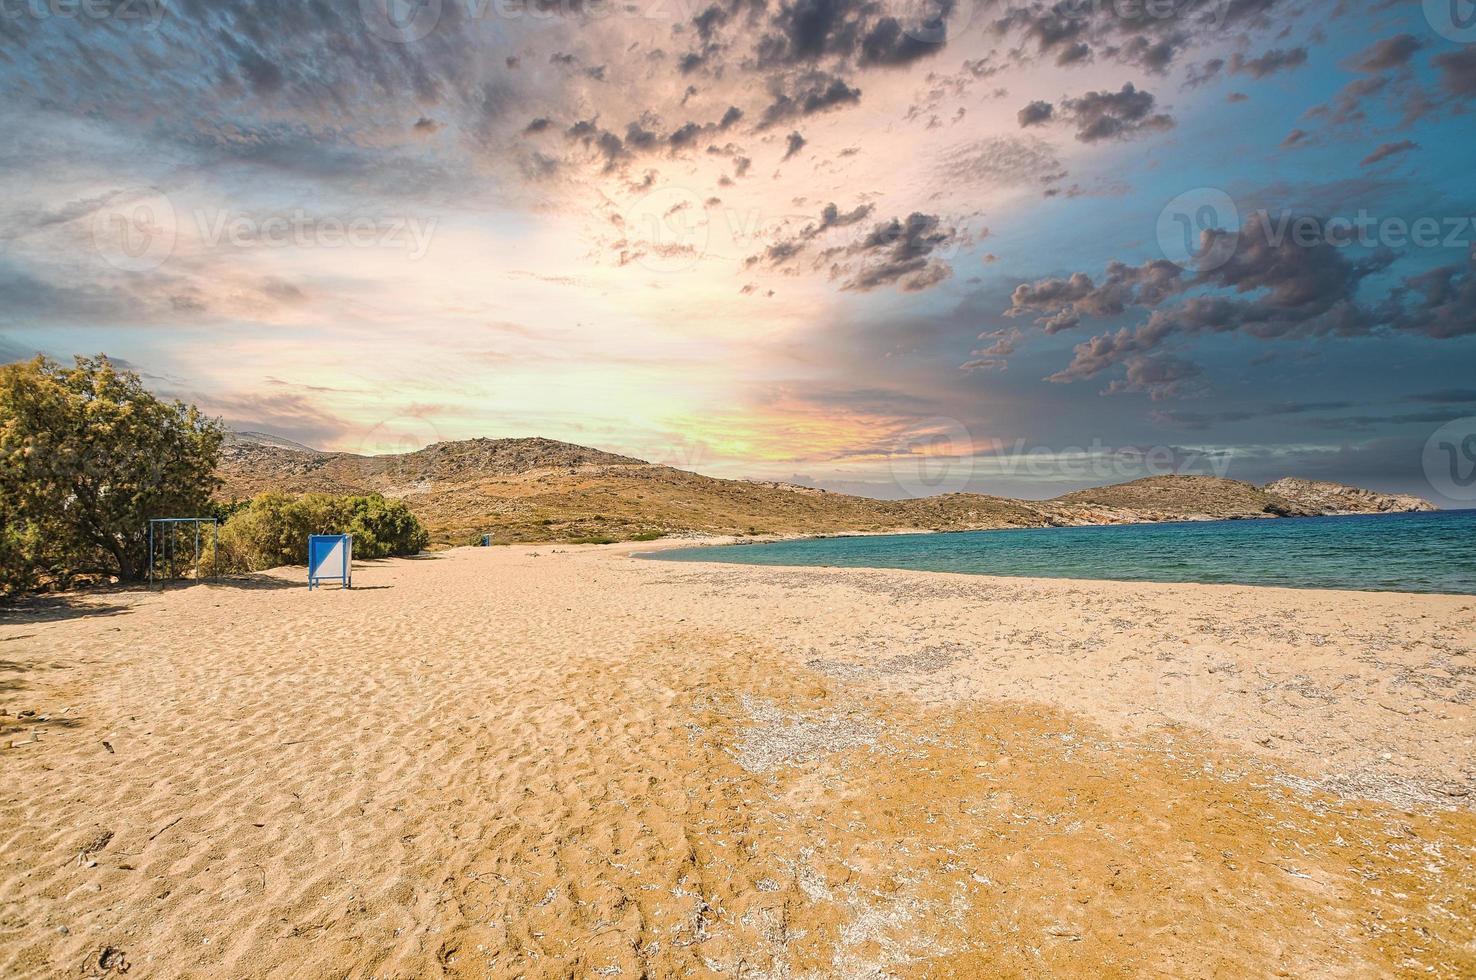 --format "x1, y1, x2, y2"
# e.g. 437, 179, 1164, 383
308, 534, 352, 590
